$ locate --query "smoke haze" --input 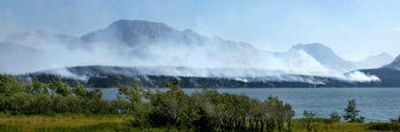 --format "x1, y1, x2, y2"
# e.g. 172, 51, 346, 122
0, 20, 382, 82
